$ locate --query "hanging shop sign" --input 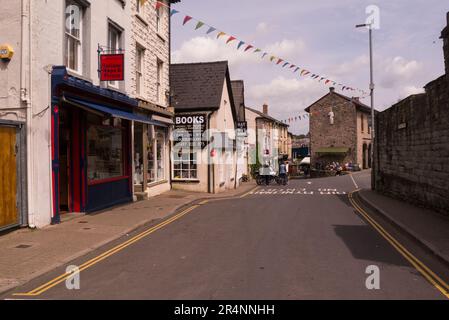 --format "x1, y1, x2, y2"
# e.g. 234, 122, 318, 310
174, 114, 208, 149
236, 121, 247, 137
100, 54, 125, 81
